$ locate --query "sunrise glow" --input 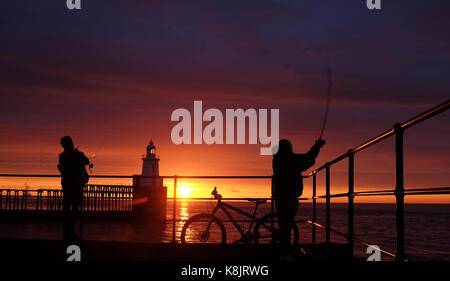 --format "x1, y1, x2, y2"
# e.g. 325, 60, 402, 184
178, 183, 192, 198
